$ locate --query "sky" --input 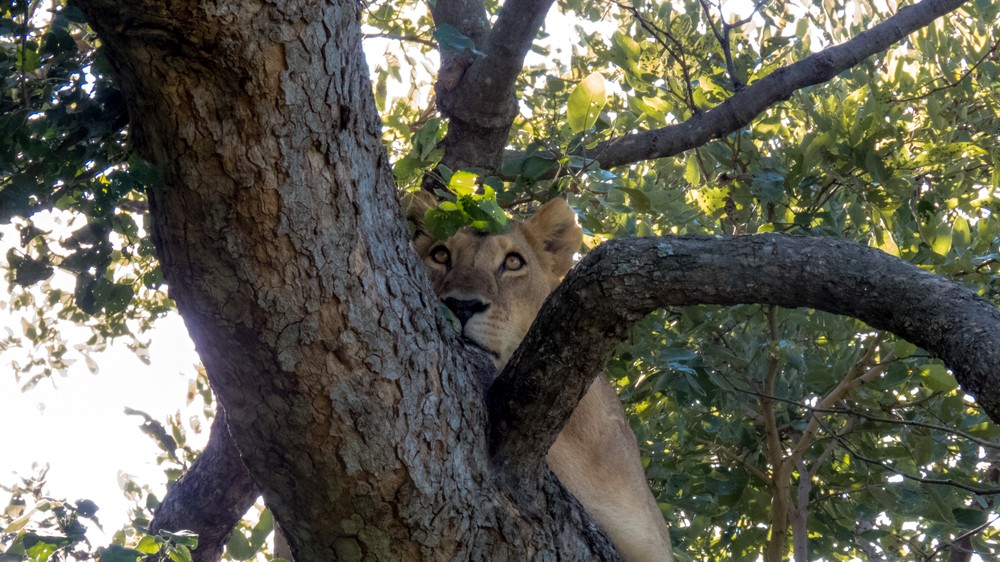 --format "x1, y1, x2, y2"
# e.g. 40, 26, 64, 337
0, 282, 202, 542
